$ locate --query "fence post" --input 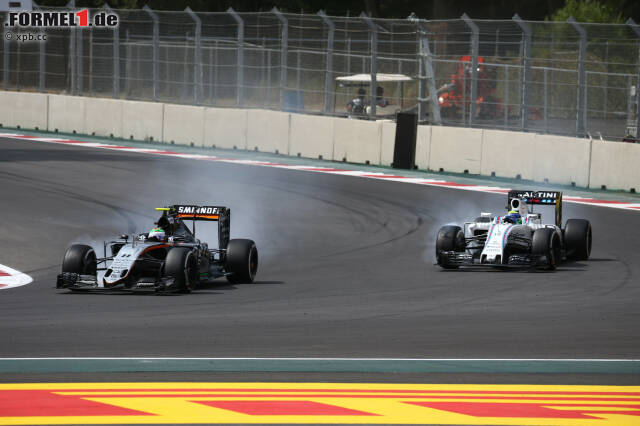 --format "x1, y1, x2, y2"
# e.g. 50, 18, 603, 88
272, 7, 288, 111
182, 32, 189, 102
462, 13, 479, 125
186, 7, 203, 106
318, 10, 335, 114
88, 26, 93, 94
125, 29, 131, 97
603, 40, 609, 118
568, 17, 587, 137
104, 4, 119, 99
504, 65, 509, 128
361, 13, 378, 118
346, 38, 351, 102
410, 15, 441, 124
213, 40, 219, 103
544, 68, 549, 133
16, 37, 20, 90
422, 37, 442, 125
296, 49, 302, 112
266, 47, 272, 106
3, 26, 8, 90
261, 37, 266, 107
143, 5, 159, 102
208, 45, 213, 102
396, 59, 402, 107
228, 7, 244, 107
513, 14, 531, 131
68, 0, 75, 95
39, 26, 45, 92
77, 19, 83, 94
628, 18, 640, 139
